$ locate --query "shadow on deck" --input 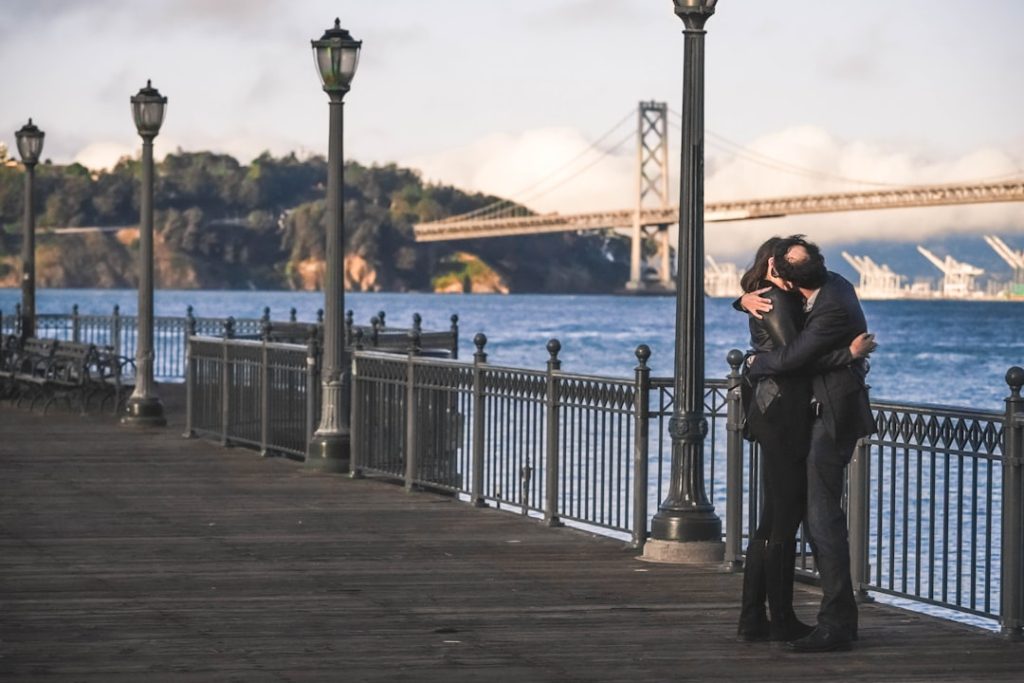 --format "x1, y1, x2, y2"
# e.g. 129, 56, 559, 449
1, 384, 1021, 682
